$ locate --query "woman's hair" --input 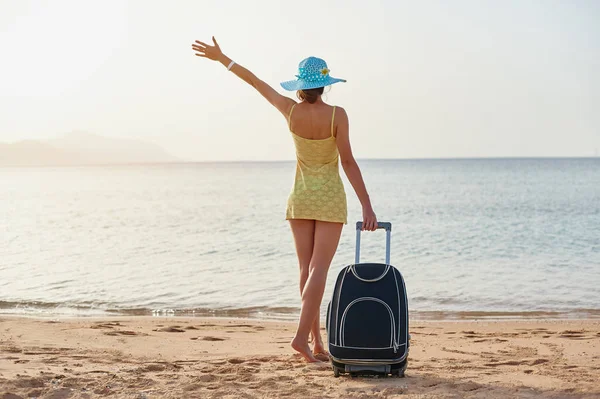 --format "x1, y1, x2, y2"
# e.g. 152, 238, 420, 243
296, 87, 325, 104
